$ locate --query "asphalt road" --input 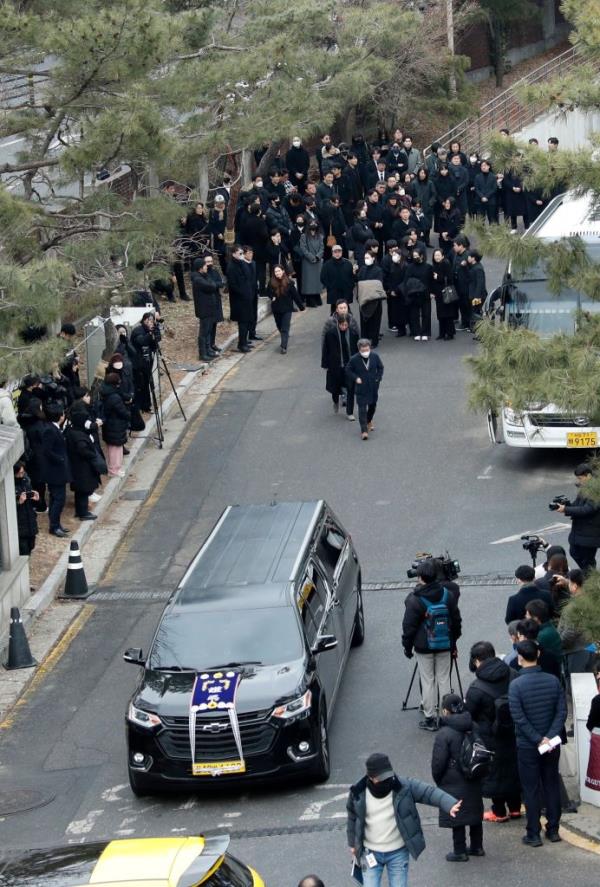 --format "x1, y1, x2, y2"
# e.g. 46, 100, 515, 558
0, 269, 594, 886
